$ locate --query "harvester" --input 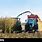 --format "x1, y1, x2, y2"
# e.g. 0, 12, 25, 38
11, 18, 22, 33
12, 11, 39, 33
